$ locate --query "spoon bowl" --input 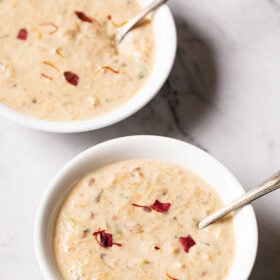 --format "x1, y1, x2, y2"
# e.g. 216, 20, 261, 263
117, 0, 168, 43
